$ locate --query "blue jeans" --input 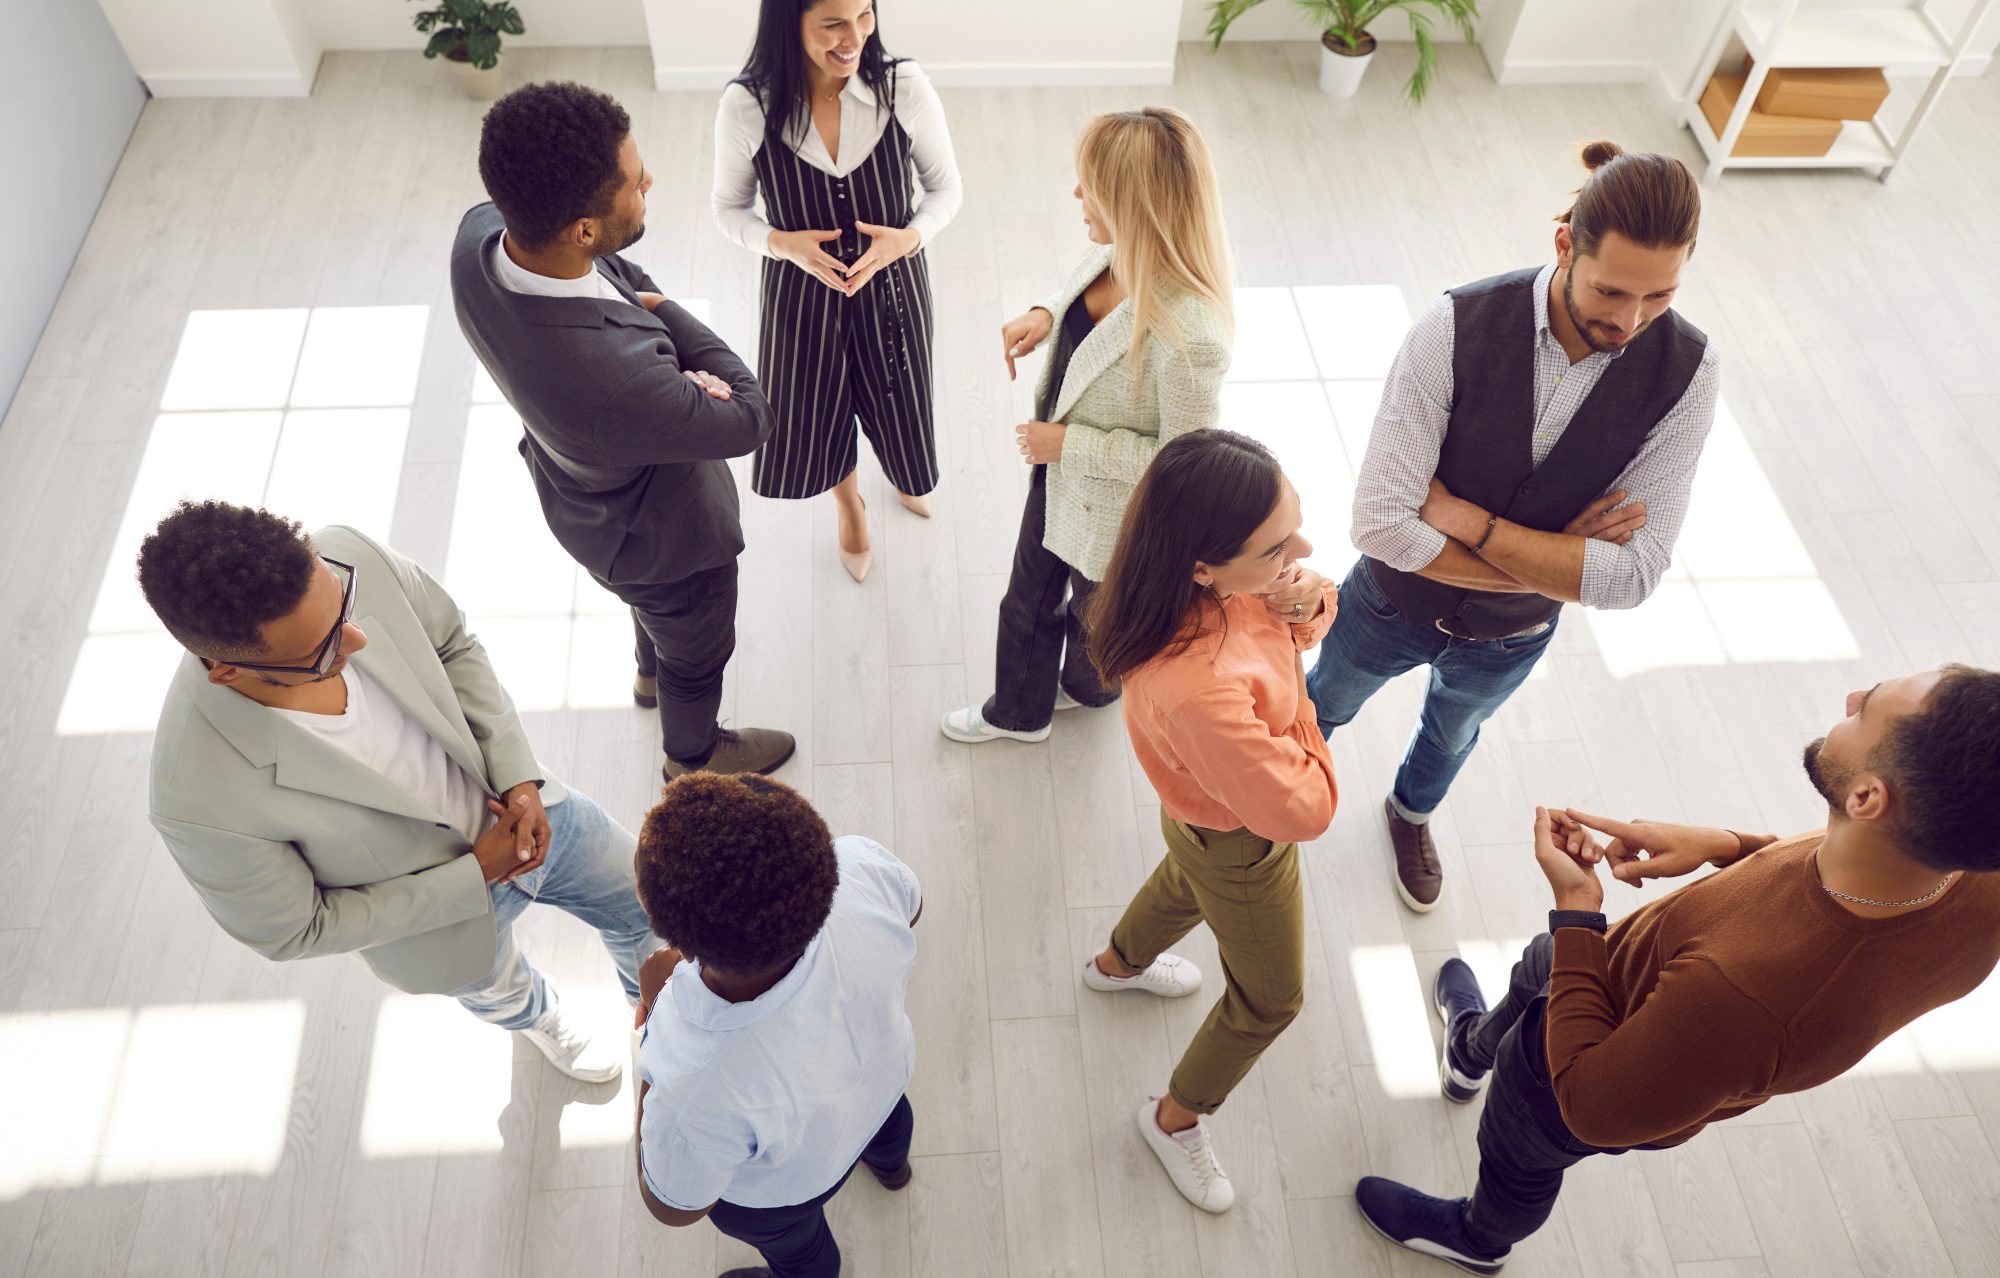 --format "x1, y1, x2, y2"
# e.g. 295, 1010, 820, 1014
708, 1096, 916, 1278
1305, 558, 1557, 819
447, 789, 661, 1031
